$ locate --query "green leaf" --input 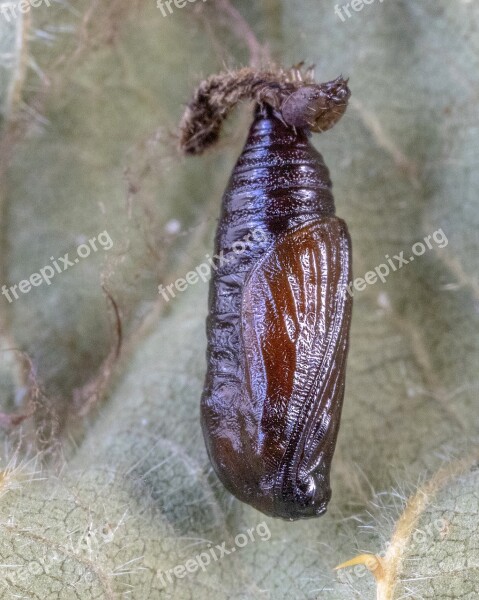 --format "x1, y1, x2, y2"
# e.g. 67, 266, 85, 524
0, 1, 478, 598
